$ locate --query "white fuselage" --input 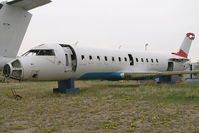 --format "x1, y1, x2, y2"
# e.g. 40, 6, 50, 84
3, 44, 189, 81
